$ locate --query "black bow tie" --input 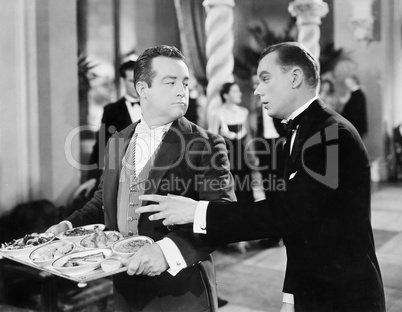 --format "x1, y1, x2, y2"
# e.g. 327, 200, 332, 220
283, 118, 299, 135
131, 101, 140, 107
